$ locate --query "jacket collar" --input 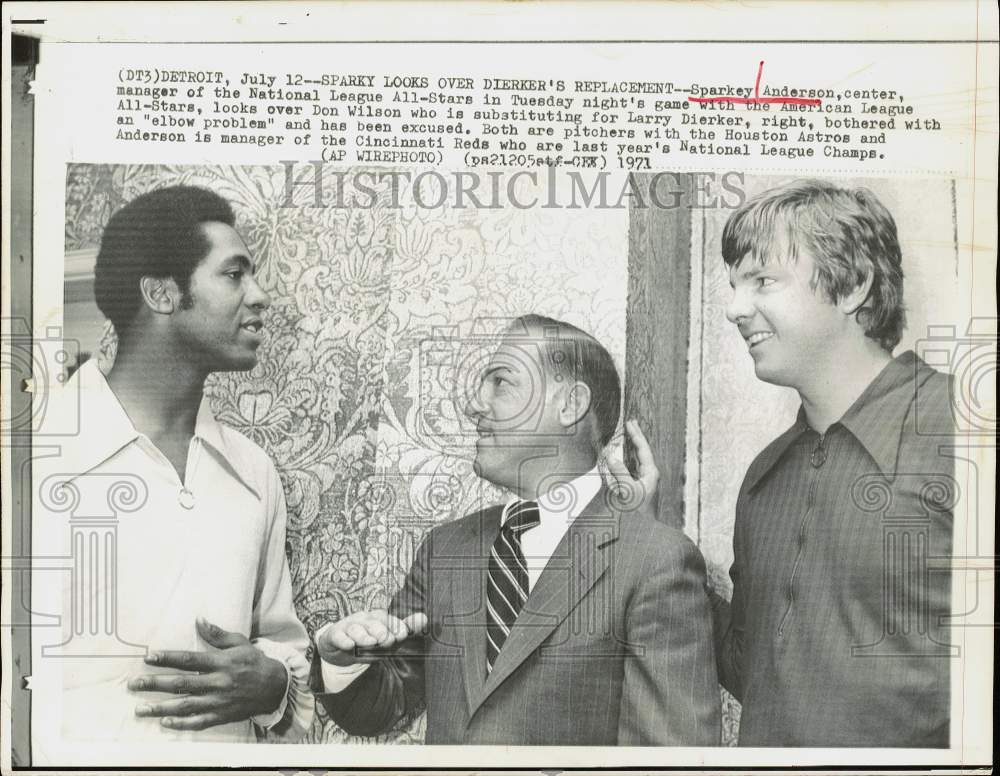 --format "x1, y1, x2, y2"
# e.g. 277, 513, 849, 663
744, 351, 938, 492
457, 485, 620, 718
